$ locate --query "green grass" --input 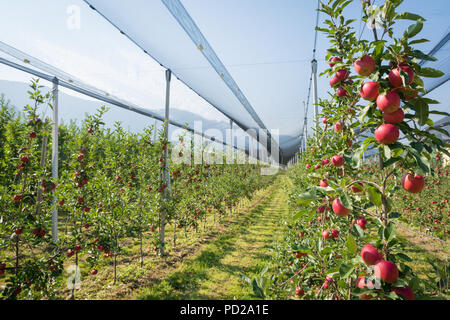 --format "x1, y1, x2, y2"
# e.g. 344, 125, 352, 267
134, 176, 290, 300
